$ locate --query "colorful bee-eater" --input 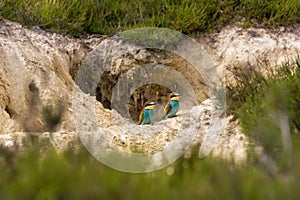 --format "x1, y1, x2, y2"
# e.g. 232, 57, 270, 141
163, 92, 180, 119
138, 101, 157, 125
